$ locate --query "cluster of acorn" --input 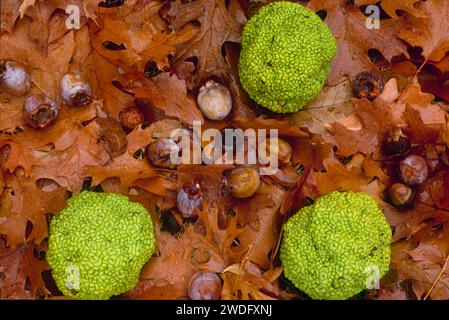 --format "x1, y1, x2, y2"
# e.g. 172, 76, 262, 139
0, 60, 93, 129
382, 128, 430, 210
351, 72, 430, 211
133, 80, 295, 223
351, 71, 438, 212
174, 141, 292, 222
